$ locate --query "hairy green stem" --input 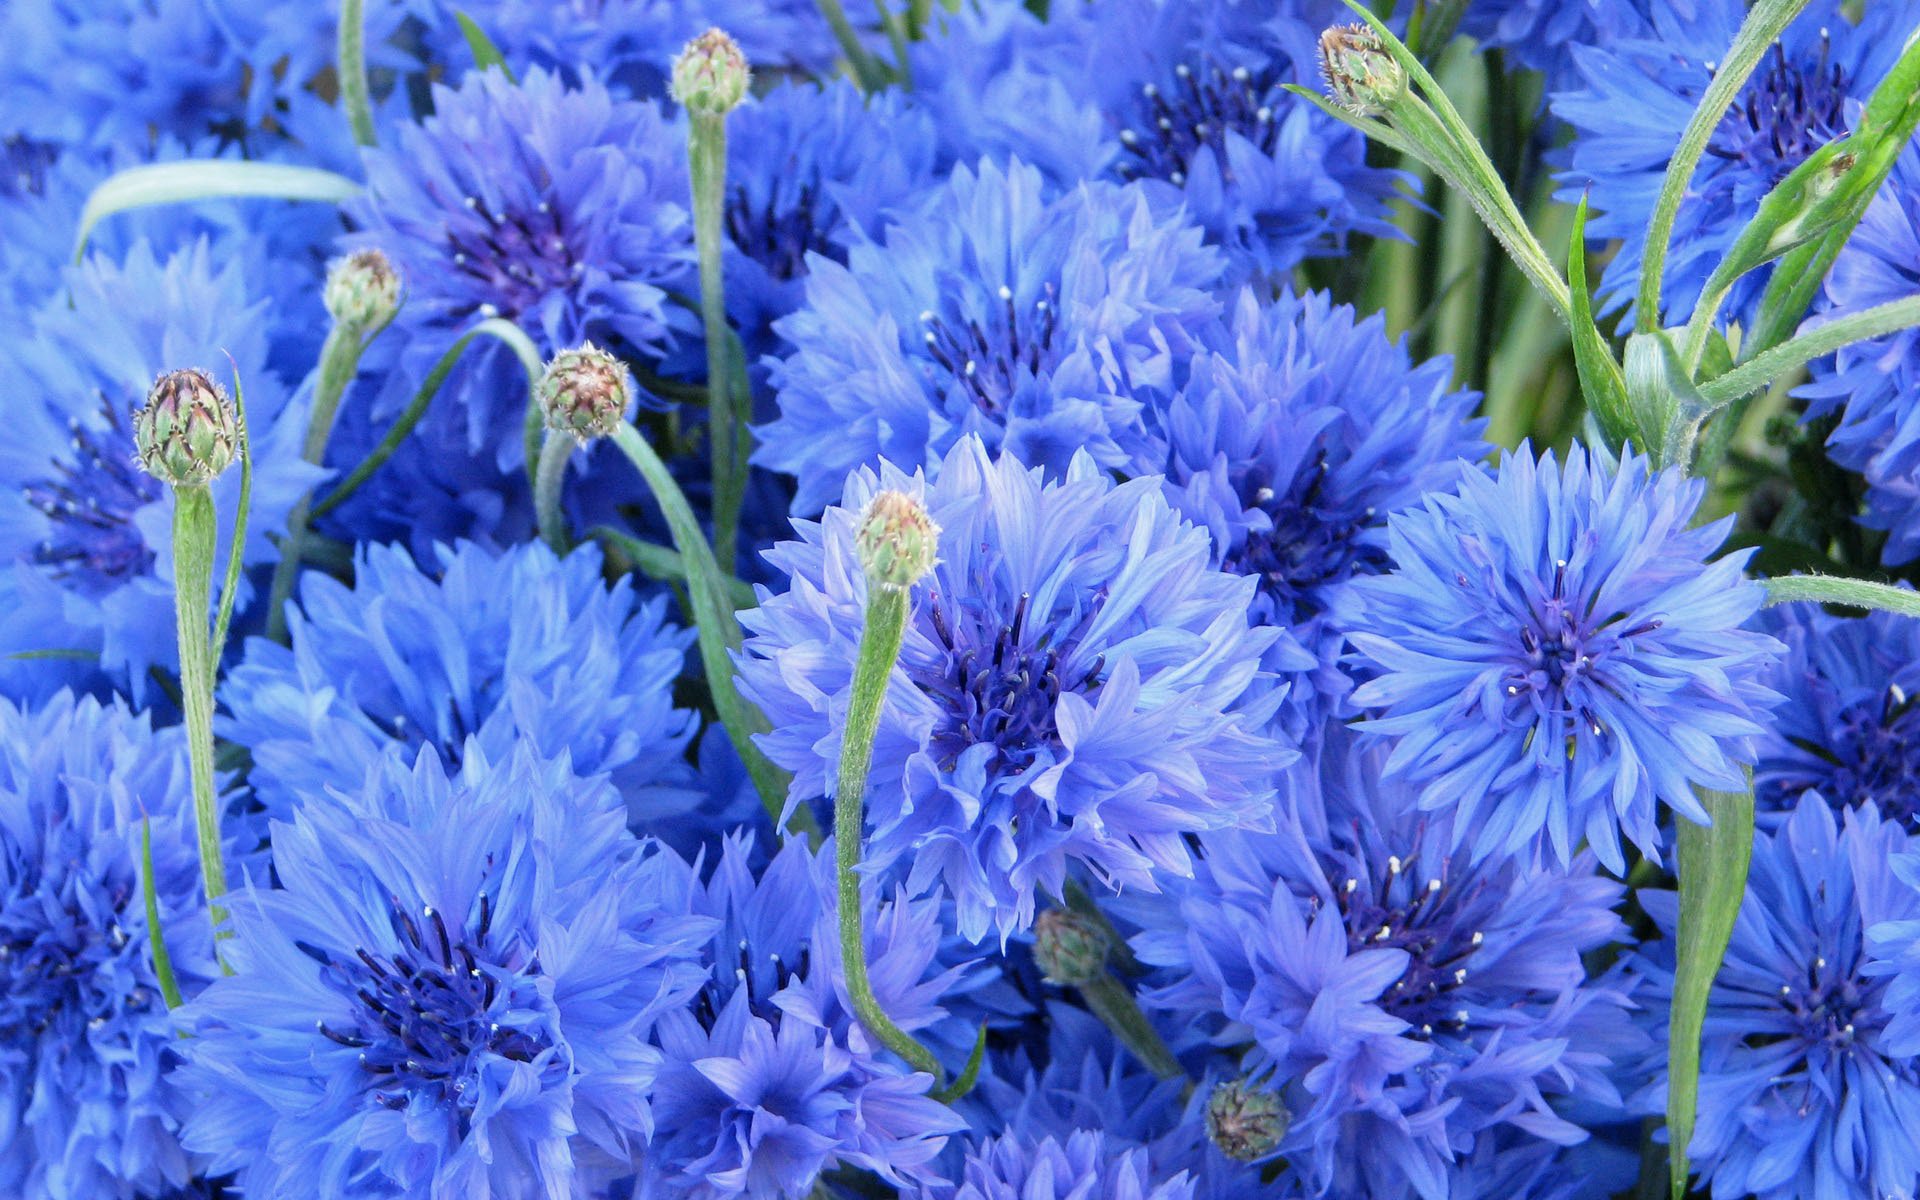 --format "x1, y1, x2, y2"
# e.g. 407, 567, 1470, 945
1079, 970, 1185, 1080
1634, 0, 1812, 331
266, 324, 366, 642
170, 486, 229, 938
534, 432, 575, 553
1699, 295, 1920, 409
1764, 574, 1920, 617
689, 111, 744, 571
835, 583, 946, 1081
338, 0, 377, 147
